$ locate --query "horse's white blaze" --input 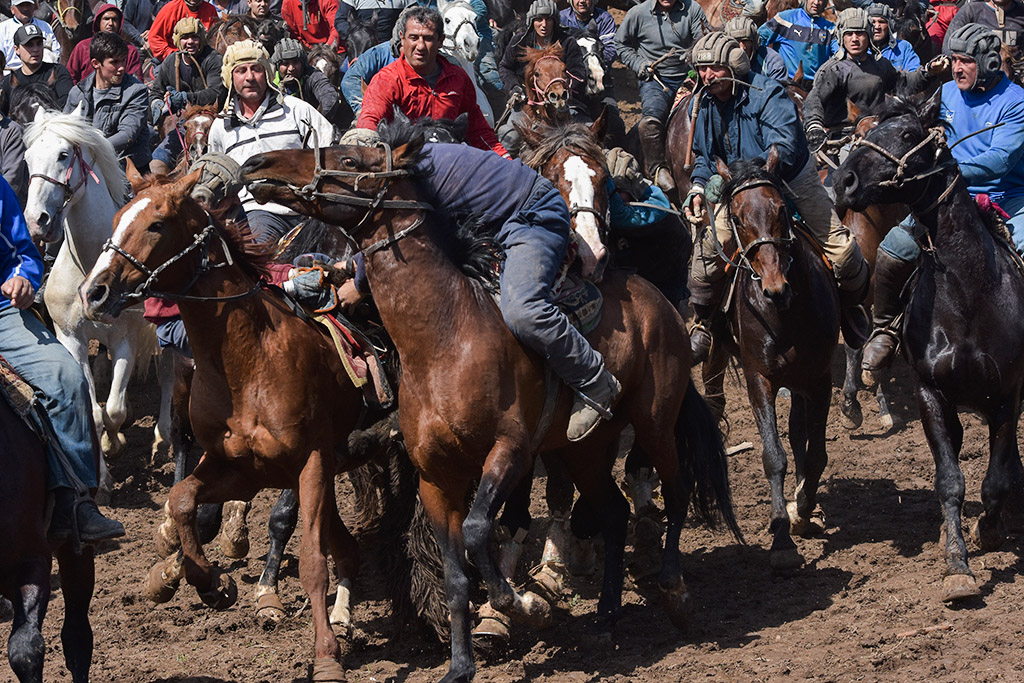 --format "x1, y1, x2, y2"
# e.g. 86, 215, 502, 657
564, 155, 607, 279
192, 115, 212, 128
93, 197, 151, 273
577, 37, 605, 96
